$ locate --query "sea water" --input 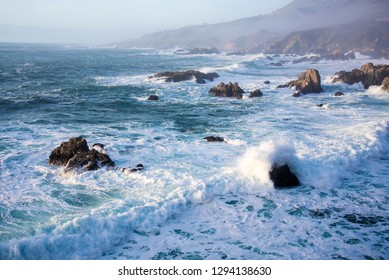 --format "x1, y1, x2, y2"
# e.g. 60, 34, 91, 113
0, 43, 388, 260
